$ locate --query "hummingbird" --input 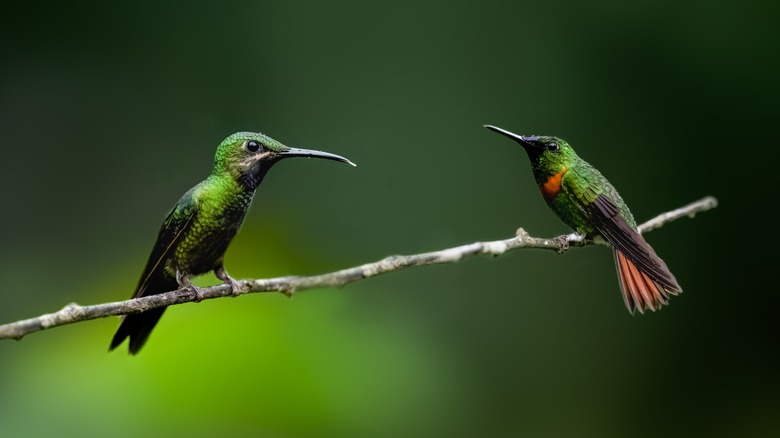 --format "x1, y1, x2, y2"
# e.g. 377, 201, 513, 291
109, 131, 355, 354
484, 125, 682, 314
